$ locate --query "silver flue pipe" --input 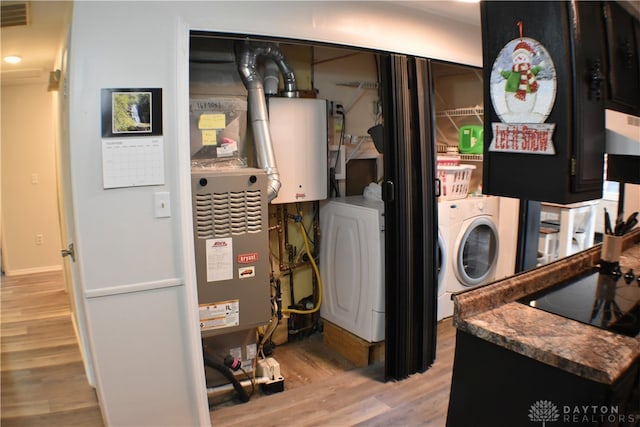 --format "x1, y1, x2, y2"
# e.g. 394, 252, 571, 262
236, 42, 298, 202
